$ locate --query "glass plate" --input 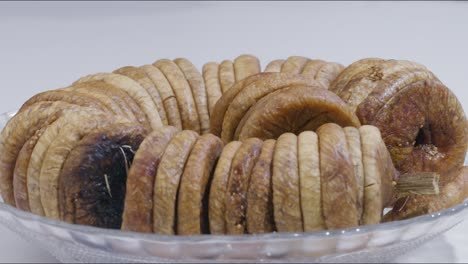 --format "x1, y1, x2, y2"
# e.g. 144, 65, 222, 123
0, 111, 466, 263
